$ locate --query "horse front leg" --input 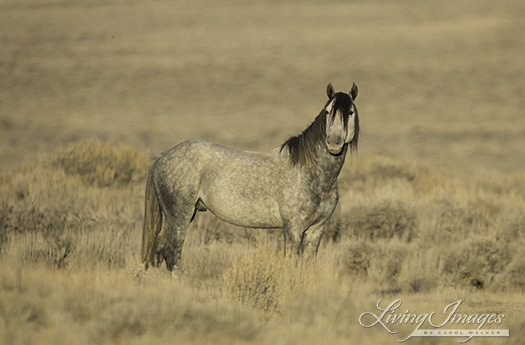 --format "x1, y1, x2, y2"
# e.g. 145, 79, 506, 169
282, 222, 303, 257
301, 222, 325, 258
